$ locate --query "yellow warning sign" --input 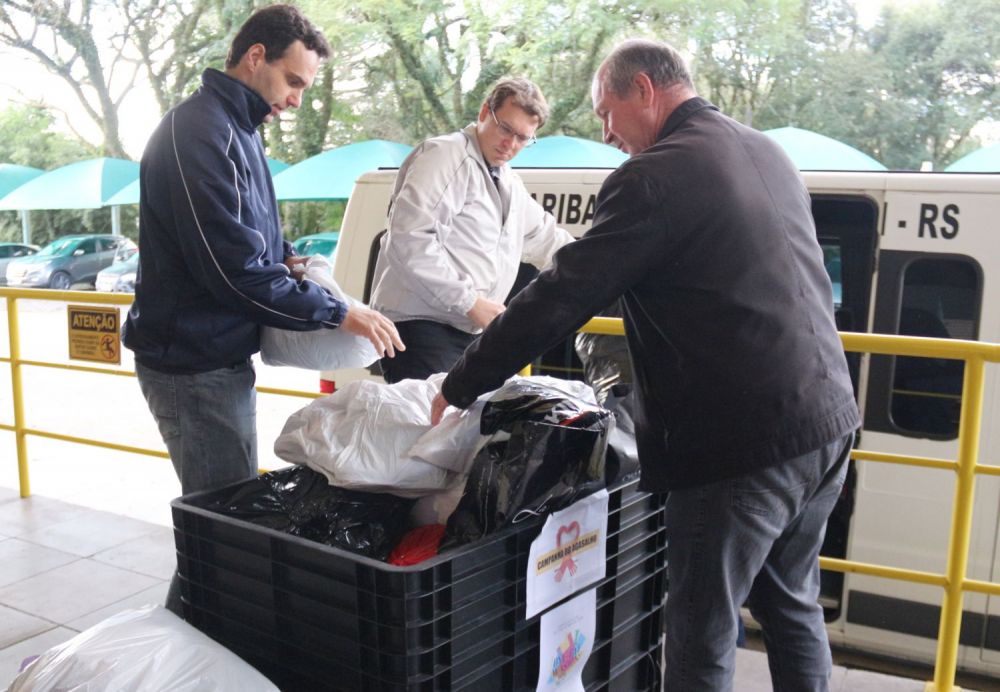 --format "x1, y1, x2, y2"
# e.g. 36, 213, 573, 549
67, 305, 121, 364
